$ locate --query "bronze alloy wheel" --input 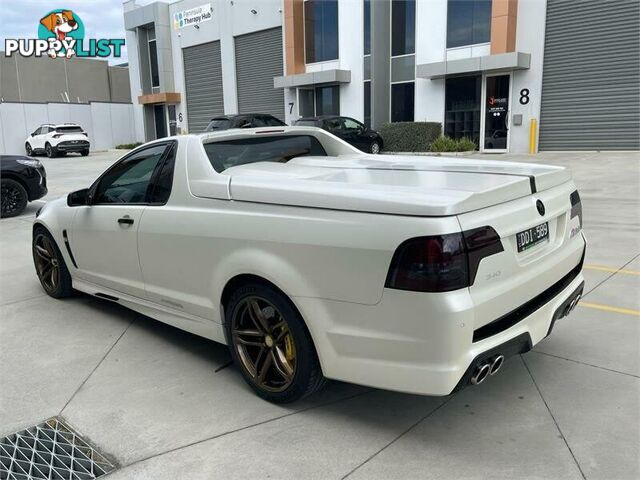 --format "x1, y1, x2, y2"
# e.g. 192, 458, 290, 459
33, 233, 61, 294
231, 296, 297, 393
